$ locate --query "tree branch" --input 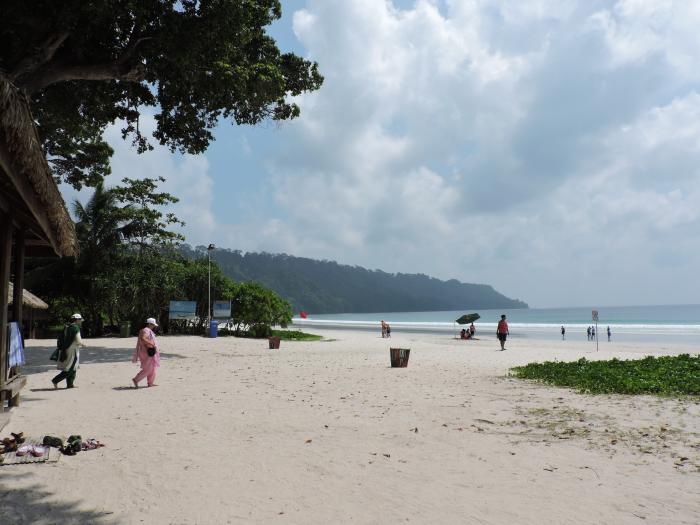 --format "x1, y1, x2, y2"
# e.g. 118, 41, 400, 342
18, 60, 146, 94
9, 31, 71, 82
